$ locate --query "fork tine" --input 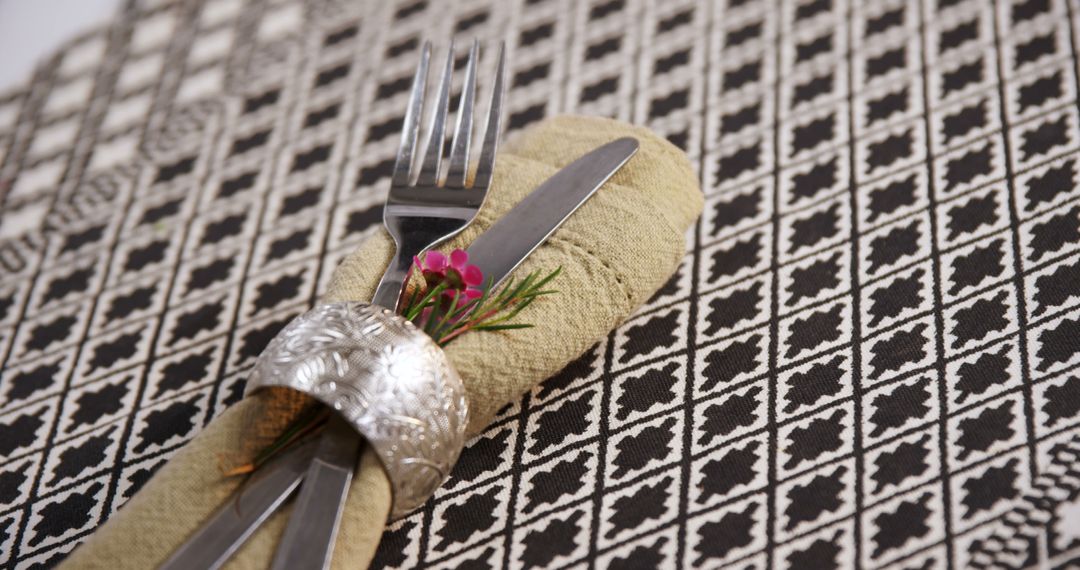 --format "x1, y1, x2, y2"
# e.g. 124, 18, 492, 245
391, 42, 431, 187
472, 42, 506, 190
415, 42, 456, 187
445, 40, 479, 188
